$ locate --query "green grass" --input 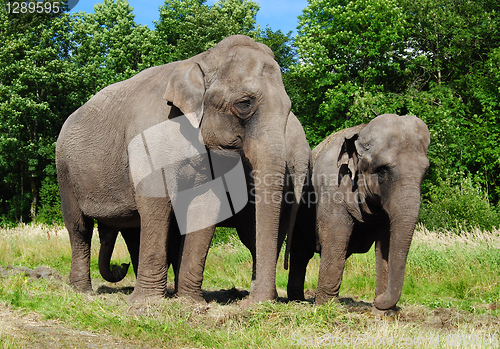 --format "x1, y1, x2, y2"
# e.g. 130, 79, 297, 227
0, 223, 499, 348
